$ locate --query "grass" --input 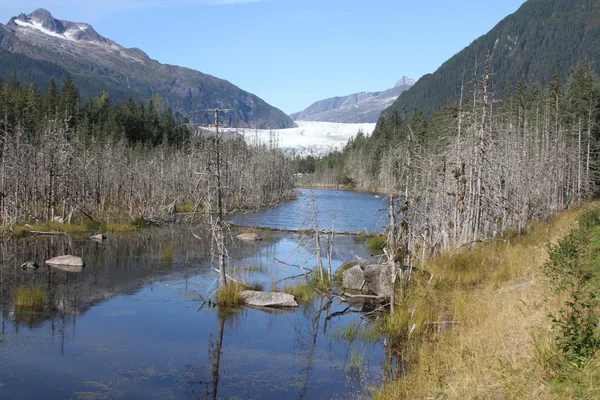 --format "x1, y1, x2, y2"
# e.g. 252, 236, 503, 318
334, 321, 382, 345
244, 282, 264, 291
368, 235, 387, 254
216, 282, 245, 308
15, 286, 47, 308
350, 347, 366, 371
159, 245, 174, 261
284, 281, 315, 302
374, 206, 590, 400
